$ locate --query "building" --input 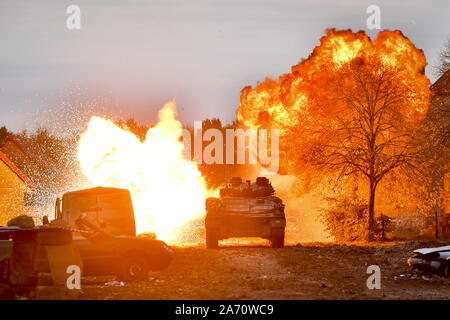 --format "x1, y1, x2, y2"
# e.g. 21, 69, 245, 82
430, 69, 450, 235
0, 149, 35, 226
0, 135, 39, 182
